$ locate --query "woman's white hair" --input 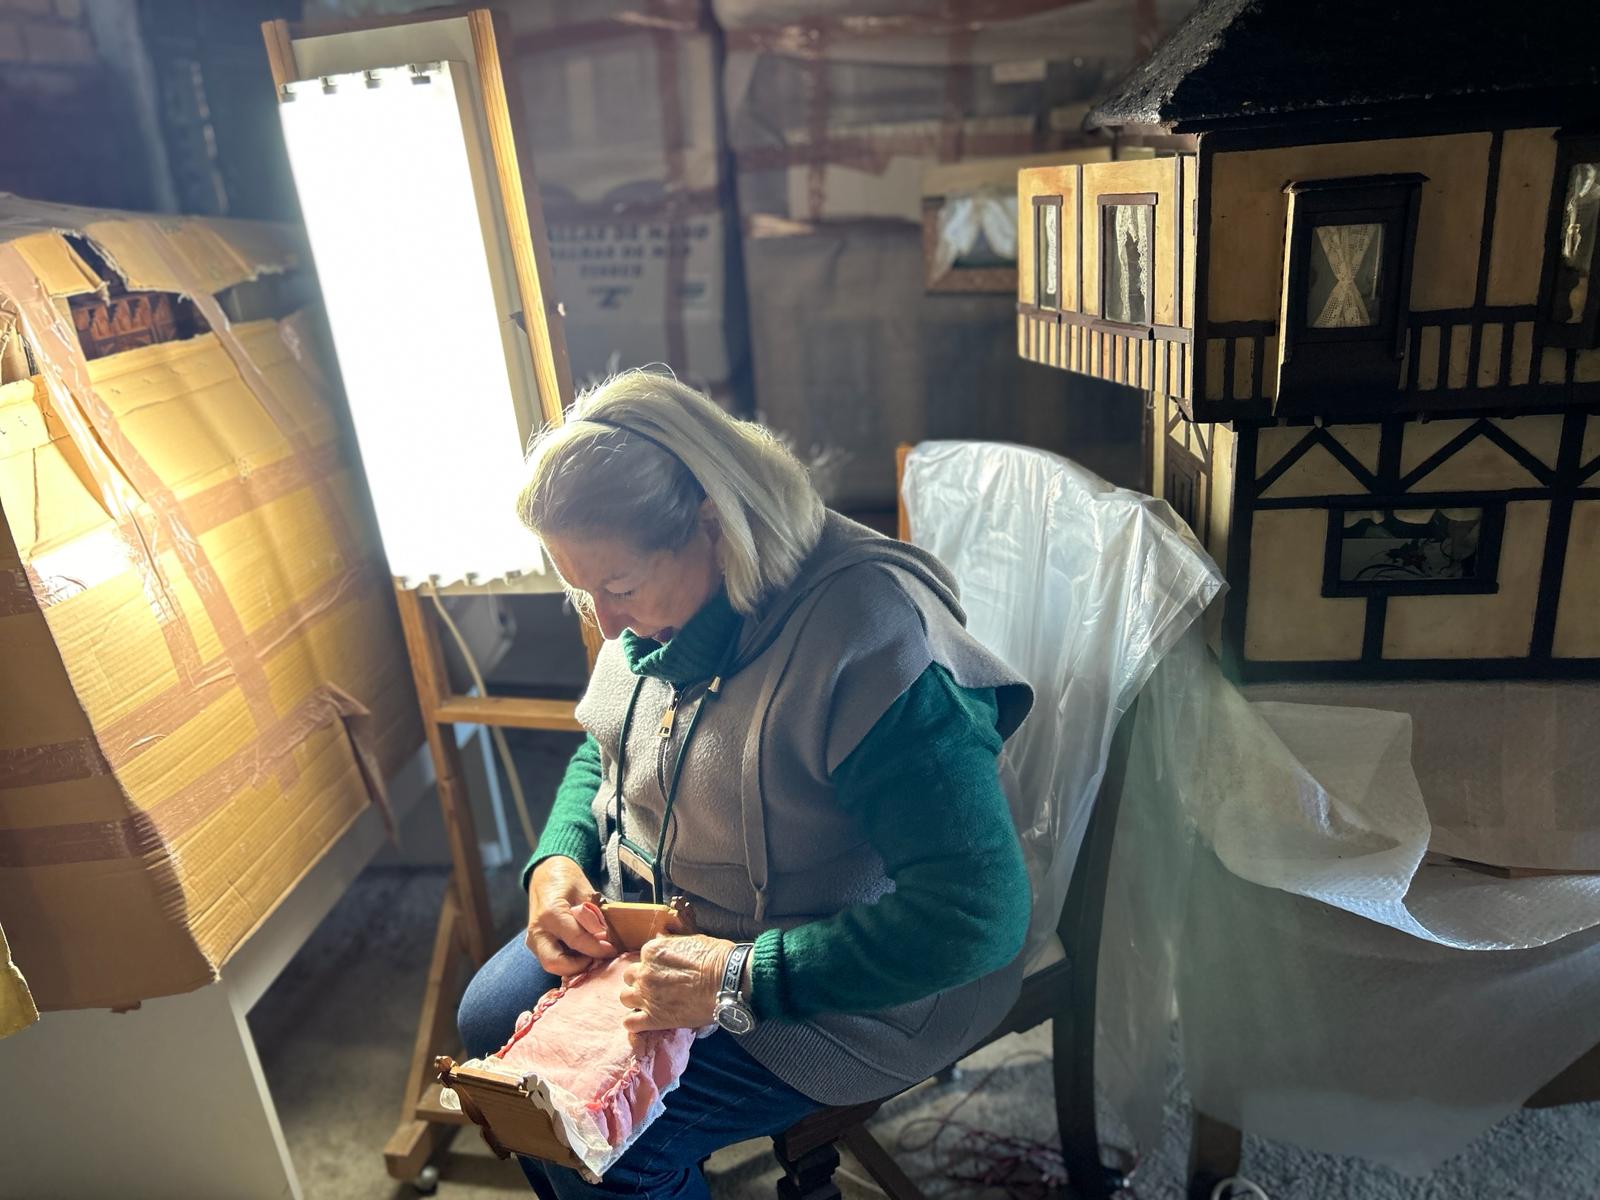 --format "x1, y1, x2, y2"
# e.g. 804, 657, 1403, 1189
518, 370, 825, 615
